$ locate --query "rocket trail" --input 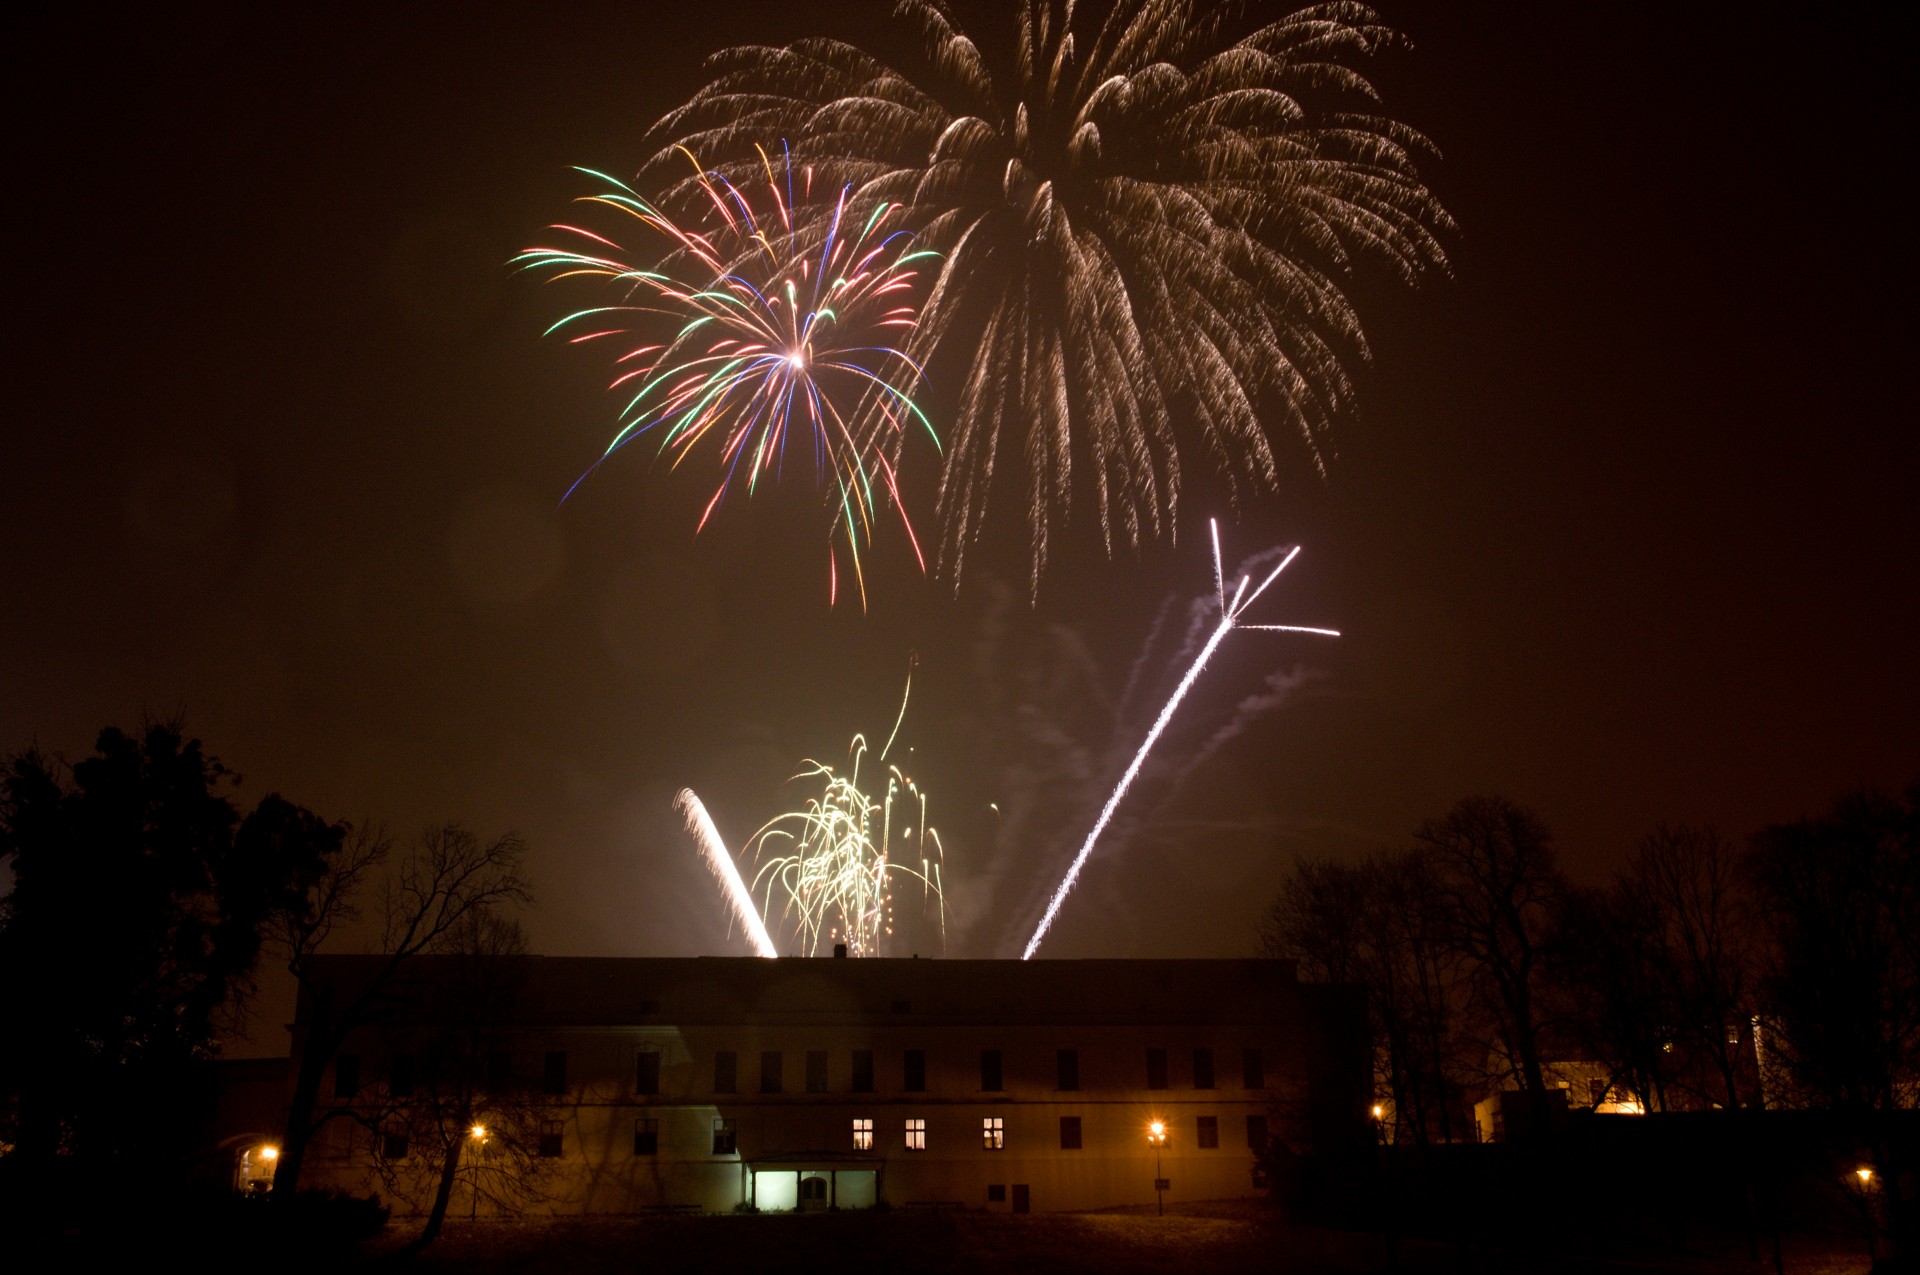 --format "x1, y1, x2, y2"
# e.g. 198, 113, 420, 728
676, 787, 778, 958
1021, 522, 1339, 960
